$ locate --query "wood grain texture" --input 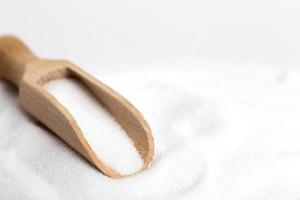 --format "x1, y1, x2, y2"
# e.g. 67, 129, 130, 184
0, 35, 154, 178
